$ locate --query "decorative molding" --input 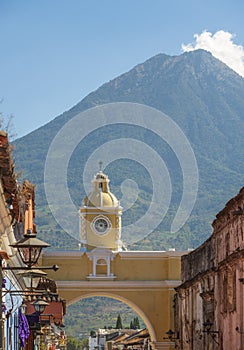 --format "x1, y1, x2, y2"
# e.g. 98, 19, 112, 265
56, 280, 182, 291
80, 208, 122, 214
86, 275, 117, 281
42, 251, 85, 259
86, 248, 116, 260
43, 250, 186, 260
118, 251, 185, 259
